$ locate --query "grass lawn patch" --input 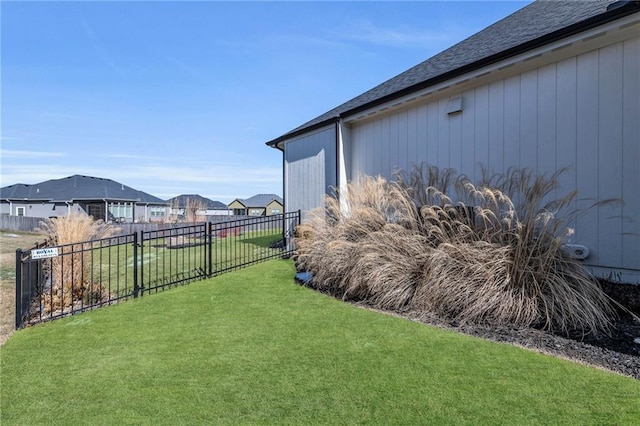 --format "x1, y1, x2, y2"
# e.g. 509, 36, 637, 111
1, 260, 639, 425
